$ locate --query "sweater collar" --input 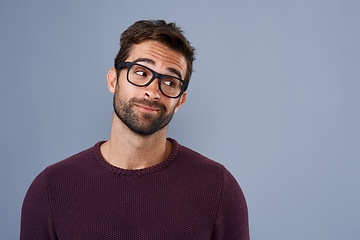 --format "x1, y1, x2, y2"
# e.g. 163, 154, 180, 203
93, 138, 180, 177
